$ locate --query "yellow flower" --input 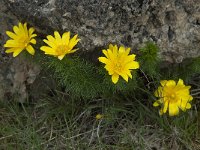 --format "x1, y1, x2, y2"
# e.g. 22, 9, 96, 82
4, 22, 37, 57
96, 114, 104, 120
40, 31, 80, 60
98, 44, 139, 84
153, 79, 193, 116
